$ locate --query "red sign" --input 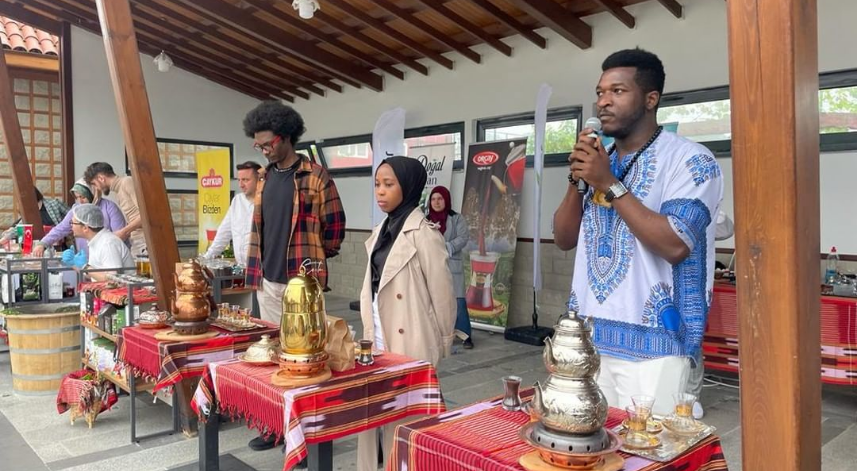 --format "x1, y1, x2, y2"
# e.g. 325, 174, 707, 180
200, 168, 224, 188
472, 151, 499, 166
